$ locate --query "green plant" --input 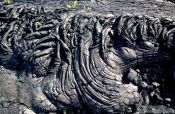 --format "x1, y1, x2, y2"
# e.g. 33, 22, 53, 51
4, 0, 13, 5
66, 0, 78, 9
